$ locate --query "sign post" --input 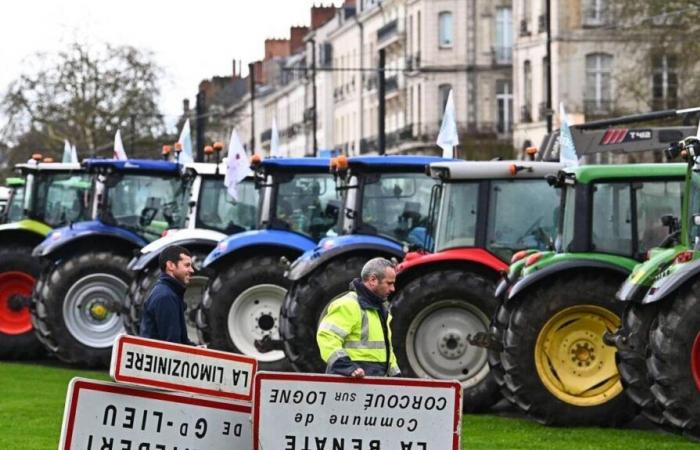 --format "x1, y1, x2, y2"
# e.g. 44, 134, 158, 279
253, 372, 462, 450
